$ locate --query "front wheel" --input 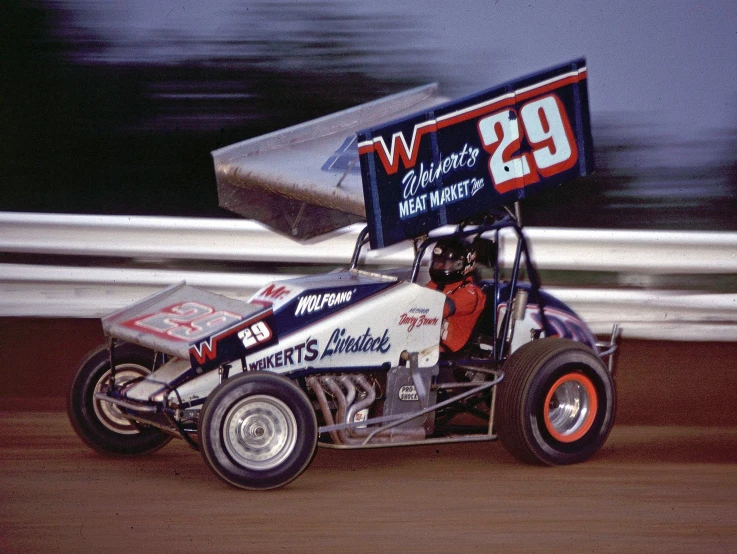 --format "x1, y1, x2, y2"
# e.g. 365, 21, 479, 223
67, 342, 173, 456
199, 373, 318, 490
496, 338, 615, 465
